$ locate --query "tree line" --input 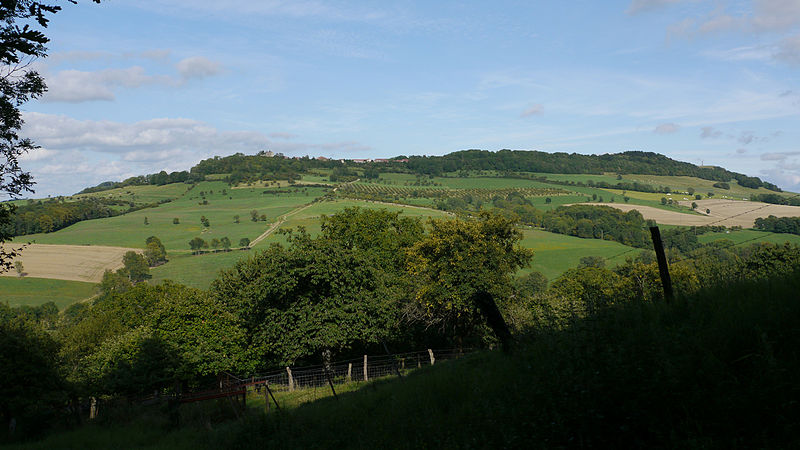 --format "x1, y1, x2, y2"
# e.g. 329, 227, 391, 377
754, 215, 800, 235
